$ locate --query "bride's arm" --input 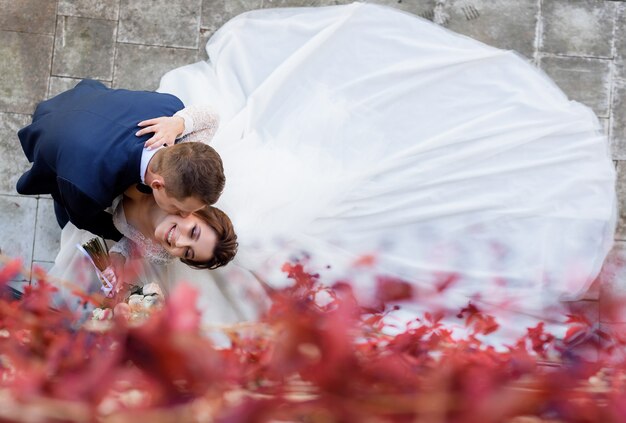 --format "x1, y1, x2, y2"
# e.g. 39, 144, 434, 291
136, 105, 220, 149
174, 105, 220, 144
109, 237, 133, 261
